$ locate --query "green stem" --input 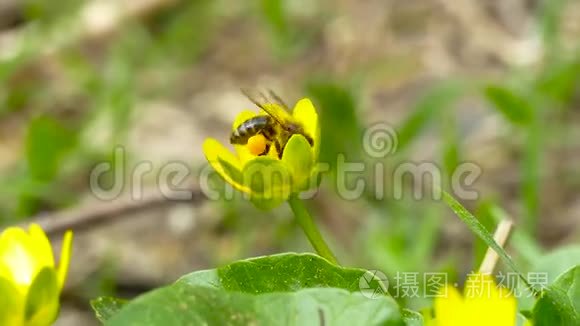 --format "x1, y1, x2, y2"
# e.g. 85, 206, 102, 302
287, 195, 338, 264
